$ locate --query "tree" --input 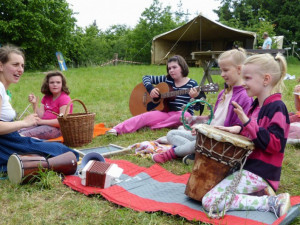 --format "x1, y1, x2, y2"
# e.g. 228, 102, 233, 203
0, 0, 76, 70
104, 24, 132, 60
214, 0, 300, 48
174, 0, 191, 25
128, 0, 181, 63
